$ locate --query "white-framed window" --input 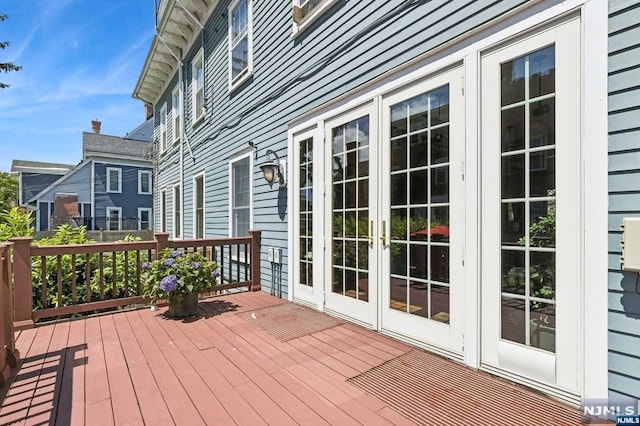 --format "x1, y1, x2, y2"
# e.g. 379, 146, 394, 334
229, 152, 253, 237
138, 170, 152, 195
228, 0, 253, 90
191, 48, 205, 124
173, 183, 182, 239
193, 173, 205, 239
138, 208, 152, 230
161, 189, 167, 232
292, 0, 338, 37
106, 167, 122, 193
160, 103, 167, 152
106, 207, 122, 231
172, 86, 181, 143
